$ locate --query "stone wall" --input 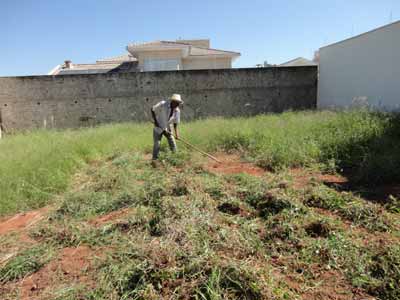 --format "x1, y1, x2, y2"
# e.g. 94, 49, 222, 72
0, 67, 317, 131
